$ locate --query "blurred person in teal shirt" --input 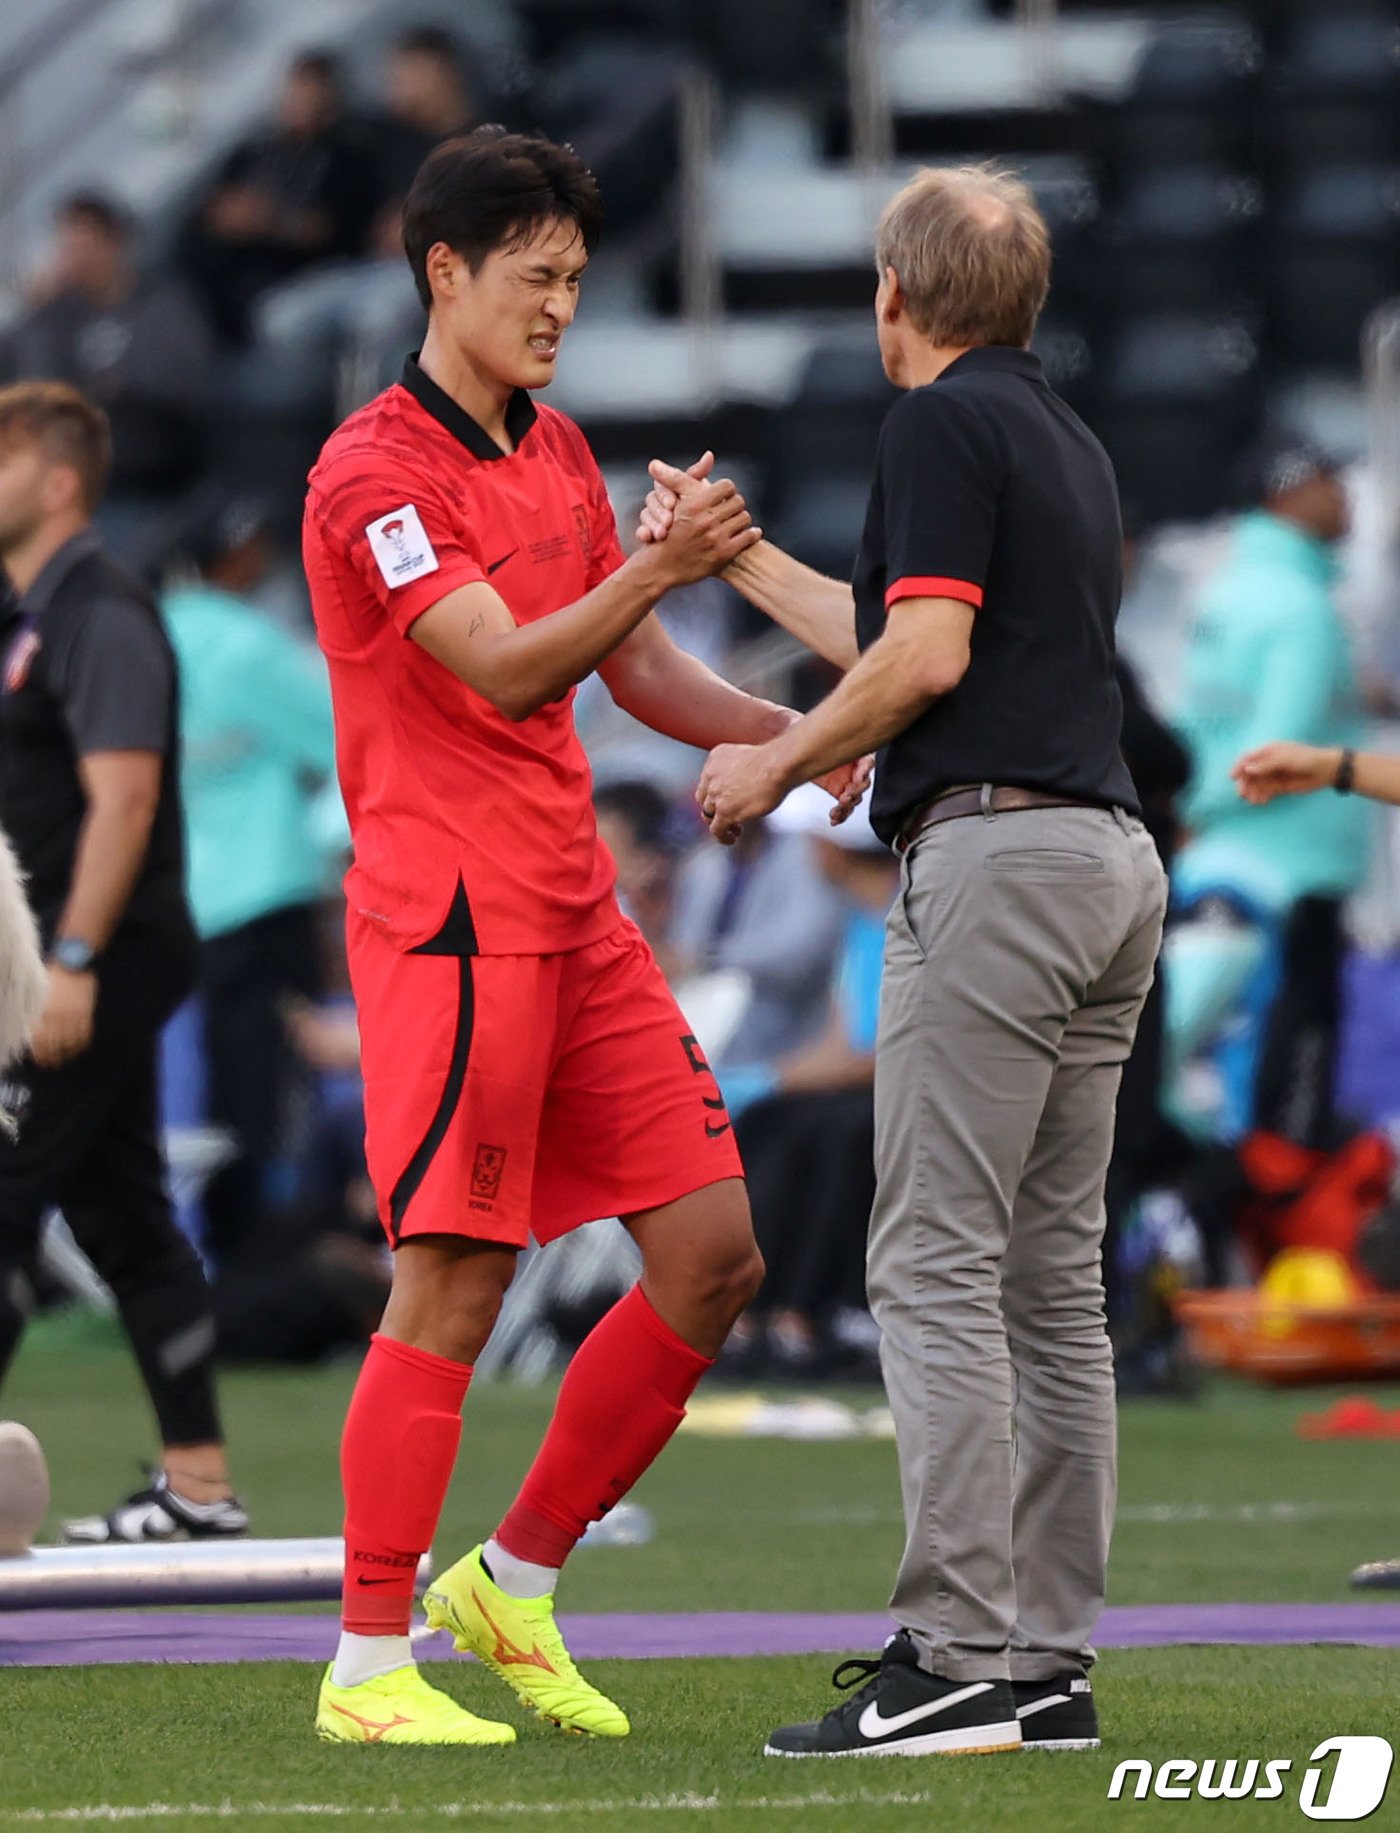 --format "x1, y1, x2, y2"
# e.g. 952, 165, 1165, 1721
163, 498, 342, 1260
1169, 435, 1372, 1143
